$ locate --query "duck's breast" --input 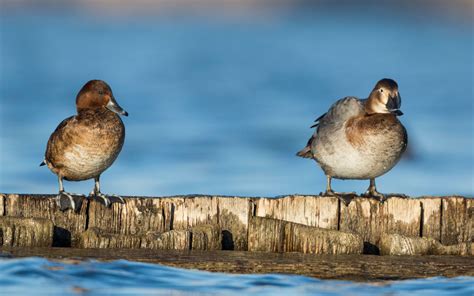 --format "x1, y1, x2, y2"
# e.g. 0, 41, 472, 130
45, 109, 125, 181
313, 114, 407, 179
